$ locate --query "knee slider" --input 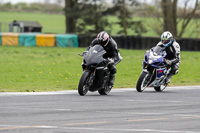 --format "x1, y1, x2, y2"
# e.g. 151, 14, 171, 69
171, 69, 179, 75
174, 70, 179, 75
